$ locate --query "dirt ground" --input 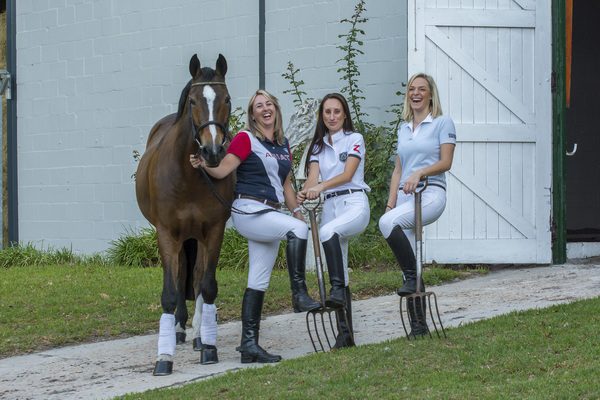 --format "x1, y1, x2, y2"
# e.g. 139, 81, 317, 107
0, 262, 599, 400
